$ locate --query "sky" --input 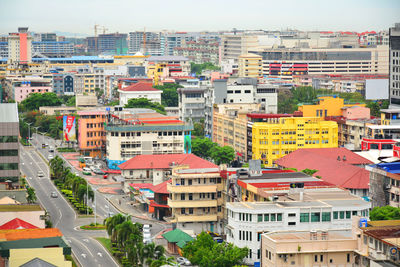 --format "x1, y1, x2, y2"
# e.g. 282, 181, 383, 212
0, 0, 399, 36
